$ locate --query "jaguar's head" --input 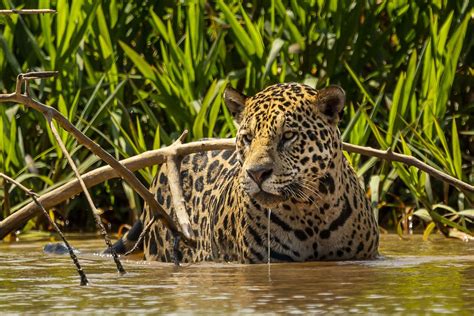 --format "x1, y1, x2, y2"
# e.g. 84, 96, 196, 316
224, 82, 345, 207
